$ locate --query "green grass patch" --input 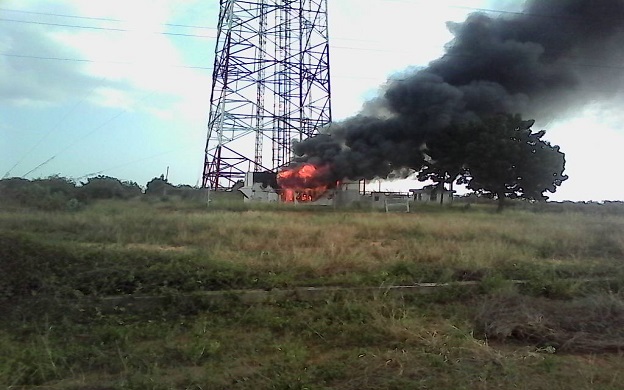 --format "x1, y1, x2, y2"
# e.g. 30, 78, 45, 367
3, 295, 624, 389
3, 199, 624, 388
